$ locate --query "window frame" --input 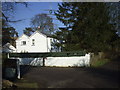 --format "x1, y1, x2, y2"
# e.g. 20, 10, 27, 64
21, 41, 26, 46
32, 39, 35, 46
